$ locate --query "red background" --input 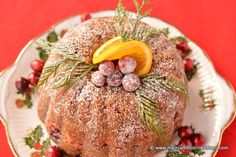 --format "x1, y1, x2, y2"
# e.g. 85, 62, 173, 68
0, 0, 235, 156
